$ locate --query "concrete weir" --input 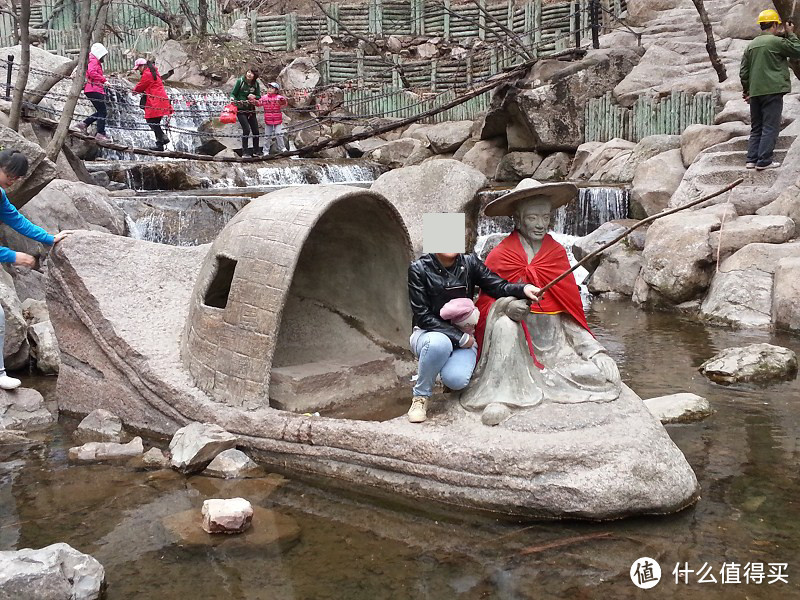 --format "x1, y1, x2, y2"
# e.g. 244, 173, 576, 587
47, 185, 700, 520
